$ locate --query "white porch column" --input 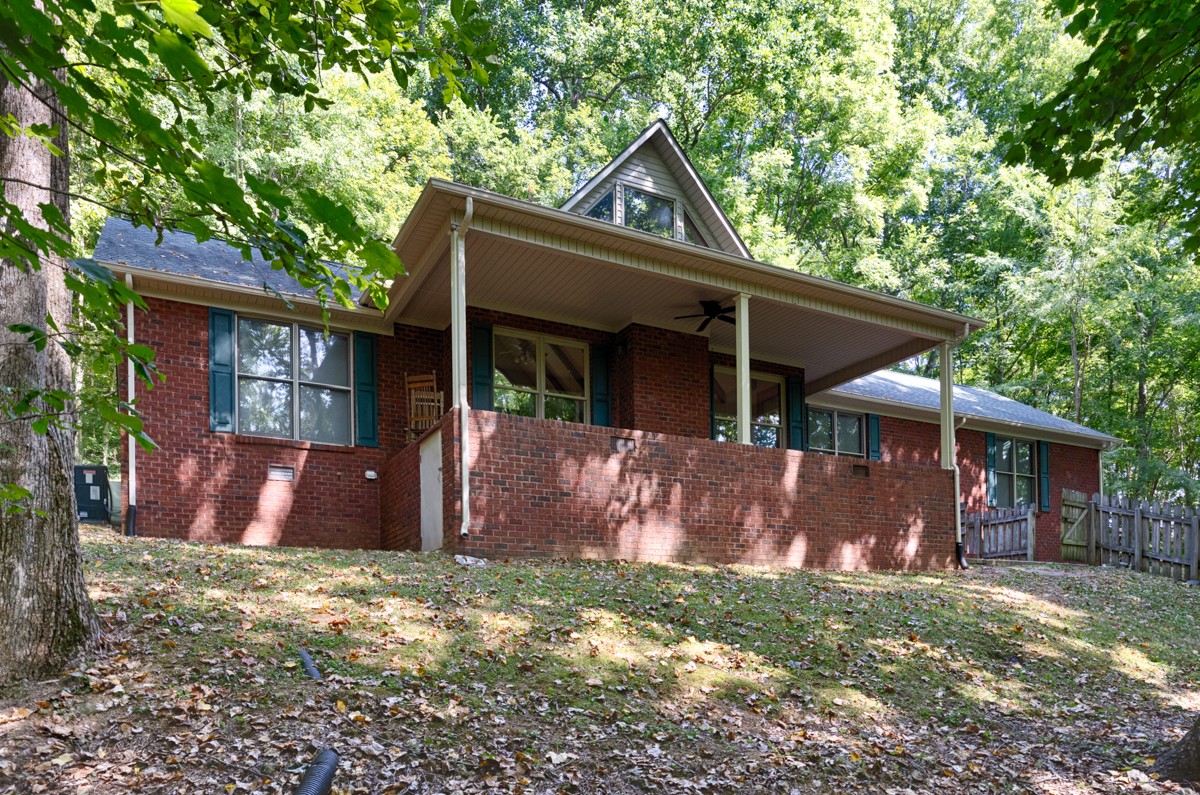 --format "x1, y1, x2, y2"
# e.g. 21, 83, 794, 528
735, 293, 751, 445
450, 199, 473, 536
939, 341, 963, 547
